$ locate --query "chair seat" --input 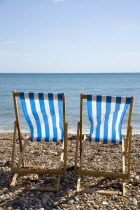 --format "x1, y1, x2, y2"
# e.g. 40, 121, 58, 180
84, 136, 123, 144
30, 136, 64, 142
